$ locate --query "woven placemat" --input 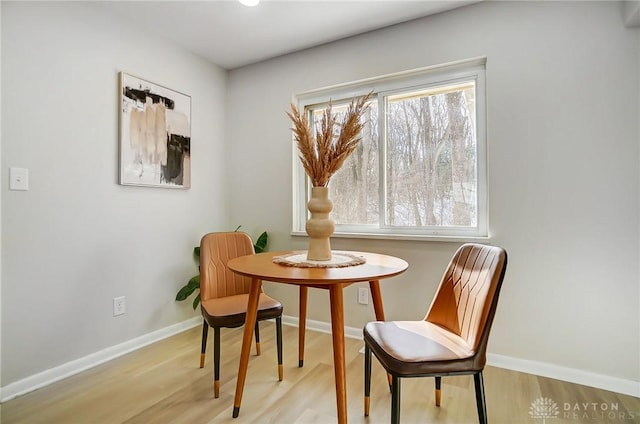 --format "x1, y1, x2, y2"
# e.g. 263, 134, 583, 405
272, 251, 366, 268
